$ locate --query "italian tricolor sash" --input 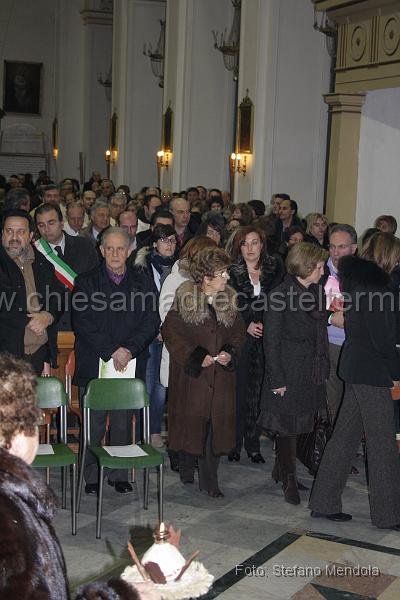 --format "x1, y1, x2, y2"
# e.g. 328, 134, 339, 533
34, 238, 77, 291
